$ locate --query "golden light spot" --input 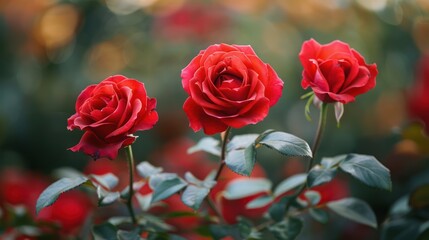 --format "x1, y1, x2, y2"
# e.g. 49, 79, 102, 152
356, 0, 387, 12
217, 0, 268, 14
36, 4, 79, 50
86, 40, 129, 79
413, 17, 429, 54
143, 0, 185, 16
